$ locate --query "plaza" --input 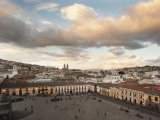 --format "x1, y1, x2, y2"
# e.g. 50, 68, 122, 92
11, 94, 160, 120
